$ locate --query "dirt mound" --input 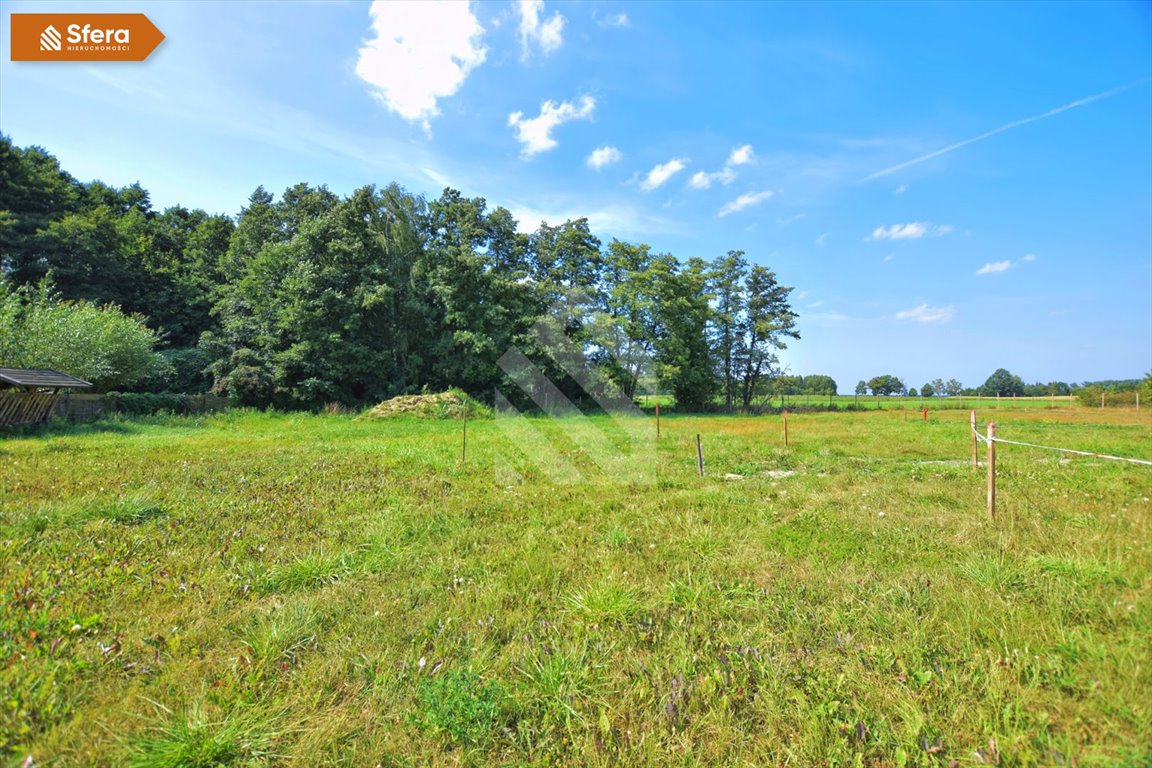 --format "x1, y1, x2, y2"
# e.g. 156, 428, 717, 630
360, 389, 491, 420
